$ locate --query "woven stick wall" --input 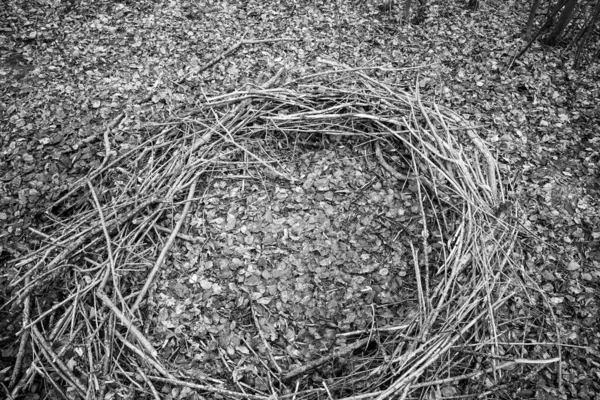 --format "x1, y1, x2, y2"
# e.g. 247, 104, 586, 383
5, 65, 549, 400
